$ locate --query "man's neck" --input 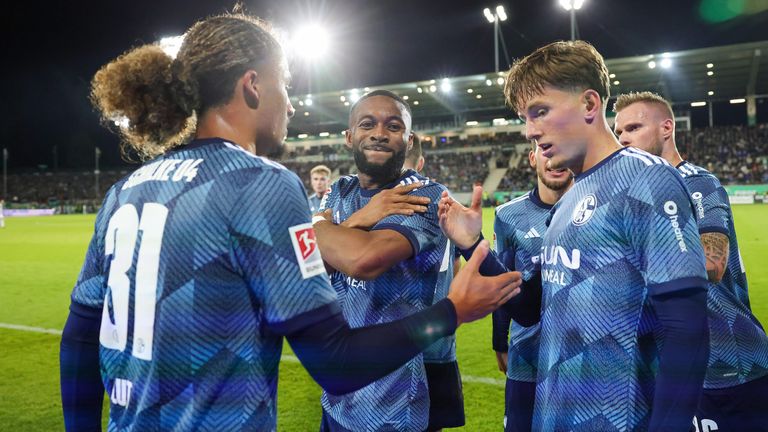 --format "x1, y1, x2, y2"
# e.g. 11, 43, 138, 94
357, 170, 405, 190
195, 108, 257, 155
572, 129, 623, 176
538, 181, 570, 206
660, 140, 684, 167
